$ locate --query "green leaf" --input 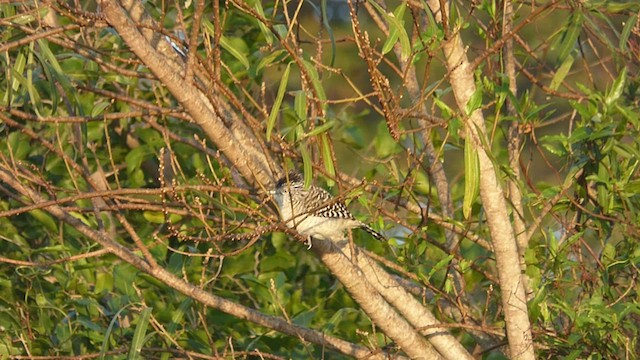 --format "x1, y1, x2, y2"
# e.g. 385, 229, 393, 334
427, 255, 454, 279
605, 67, 627, 107
142, 211, 165, 224
433, 91, 454, 119
463, 132, 480, 219
266, 62, 291, 140
91, 101, 111, 118
619, 13, 638, 51
320, 133, 335, 187
301, 59, 327, 104
244, 0, 274, 45
300, 144, 313, 188
29, 209, 58, 233
128, 307, 152, 360
167, 299, 192, 334
555, 12, 583, 64
203, 19, 250, 69
549, 54, 574, 91
465, 85, 483, 116
125, 146, 150, 174
374, 120, 399, 157
254, 49, 287, 77
341, 125, 364, 149
369, 1, 410, 60
37, 39, 81, 112
94, 271, 113, 294
7, 132, 31, 160
220, 36, 250, 70
293, 90, 307, 120
25, 43, 44, 117
304, 120, 336, 138
320, 0, 337, 67
416, 239, 428, 256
